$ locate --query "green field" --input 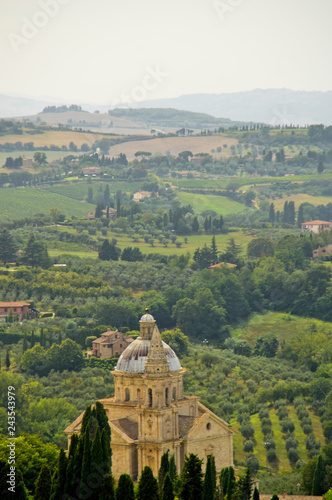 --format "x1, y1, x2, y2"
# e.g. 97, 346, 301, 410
269, 193, 332, 211
45, 181, 143, 200
233, 311, 332, 346
0, 150, 76, 168
0, 187, 95, 221
231, 405, 324, 471
176, 192, 245, 215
